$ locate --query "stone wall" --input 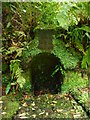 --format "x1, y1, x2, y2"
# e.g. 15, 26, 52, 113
36, 29, 55, 52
